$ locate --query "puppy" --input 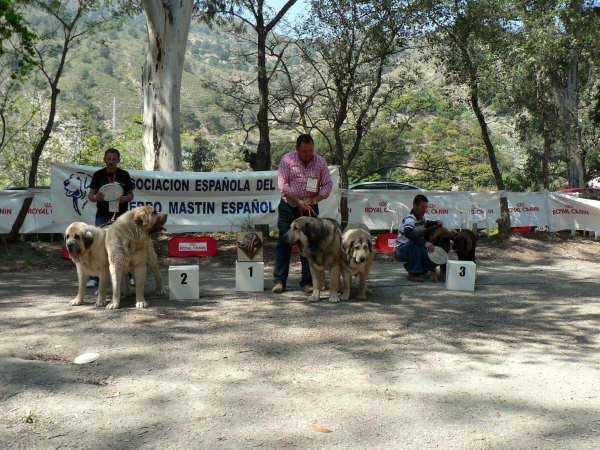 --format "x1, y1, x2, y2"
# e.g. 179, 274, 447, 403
104, 206, 167, 310
453, 229, 477, 261
64, 222, 109, 307
424, 224, 453, 282
285, 216, 350, 303
342, 224, 374, 300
